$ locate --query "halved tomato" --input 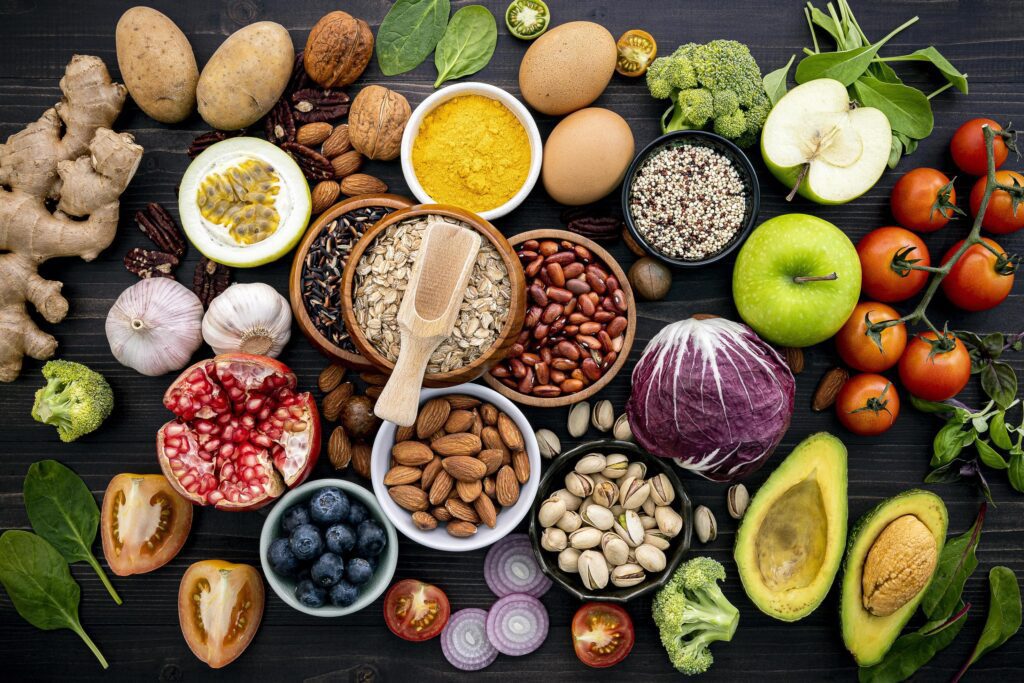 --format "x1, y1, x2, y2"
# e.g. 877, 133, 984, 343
572, 602, 635, 668
384, 579, 450, 641
178, 560, 264, 668
101, 474, 192, 576
616, 30, 657, 77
